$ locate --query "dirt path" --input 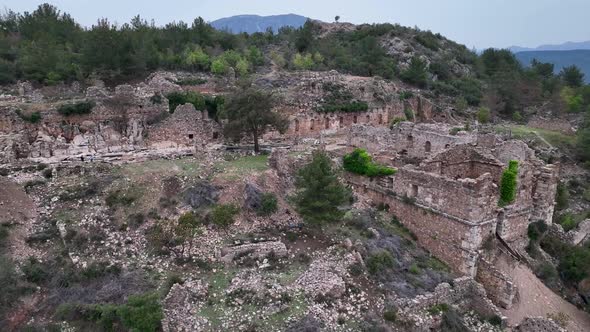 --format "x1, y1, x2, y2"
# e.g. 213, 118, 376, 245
500, 262, 590, 332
